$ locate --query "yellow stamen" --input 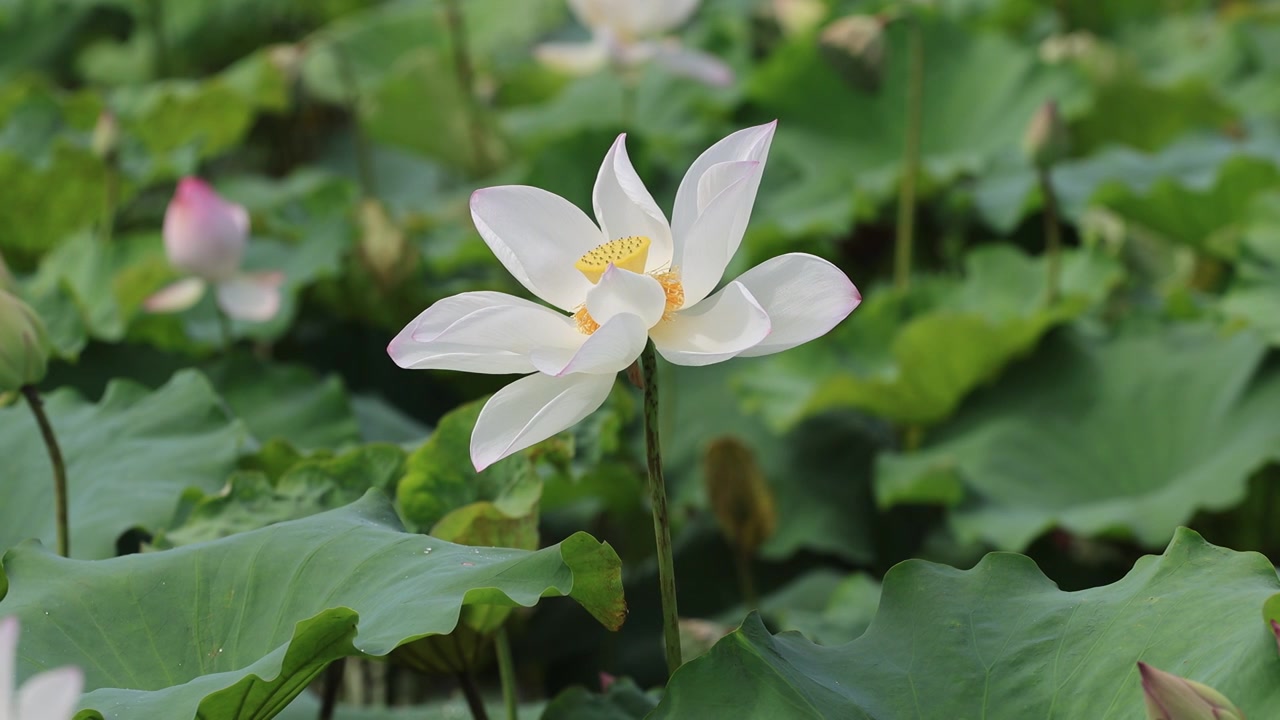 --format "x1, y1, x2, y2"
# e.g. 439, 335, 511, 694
573, 306, 600, 335
575, 235, 651, 283
654, 269, 684, 320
